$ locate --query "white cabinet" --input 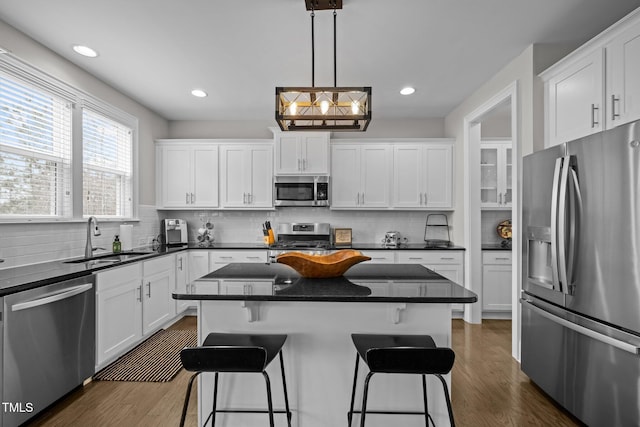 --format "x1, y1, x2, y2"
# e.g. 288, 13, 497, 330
274, 132, 330, 175
188, 250, 210, 282
397, 251, 465, 311
392, 143, 453, 209
95, 263, 143, 367
331, 143, 391, 209
210, 250, 267, 271
545, 49, 604, 146
142, 255, 176, 335
156, 141, 219, 208
606, 18, 640, 128
220, 143, 273, 209
482, 251, 512, 313
542, 9, 640, 146
480, 140, 512, 209
175, 251, 191, 313
360, 250, 395, 264
219, 280, 273, 296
